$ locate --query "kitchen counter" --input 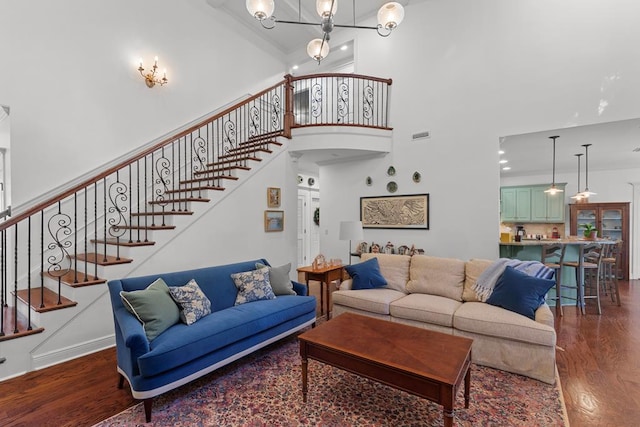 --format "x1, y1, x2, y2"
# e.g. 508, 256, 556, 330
500, 238, 614, 247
